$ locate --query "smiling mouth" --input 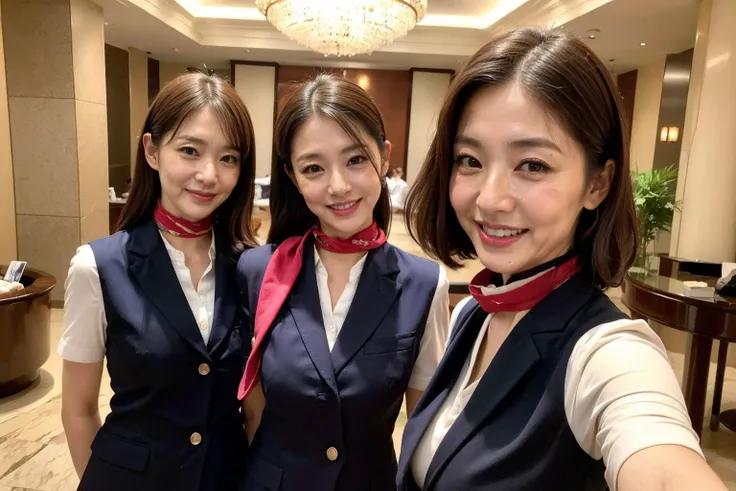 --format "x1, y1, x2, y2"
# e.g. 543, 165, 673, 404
481, 226, 526, 237
328, 200, 359, 211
